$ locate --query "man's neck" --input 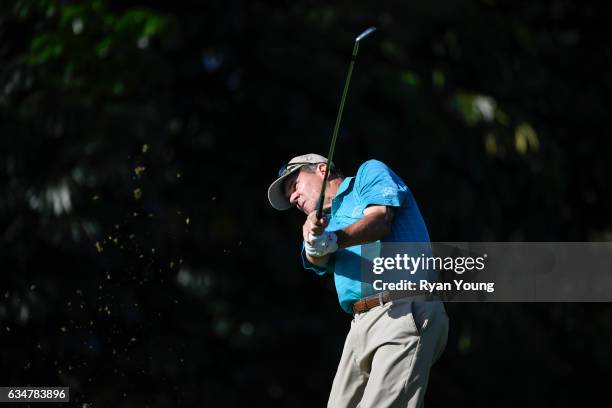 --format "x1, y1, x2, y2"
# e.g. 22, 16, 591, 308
324, 177, 345, 210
